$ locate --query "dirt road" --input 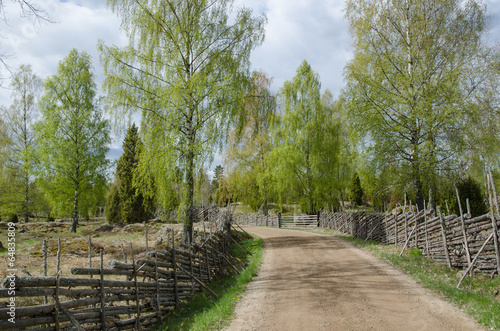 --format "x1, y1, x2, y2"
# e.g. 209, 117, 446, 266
225, 226, 482, 331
